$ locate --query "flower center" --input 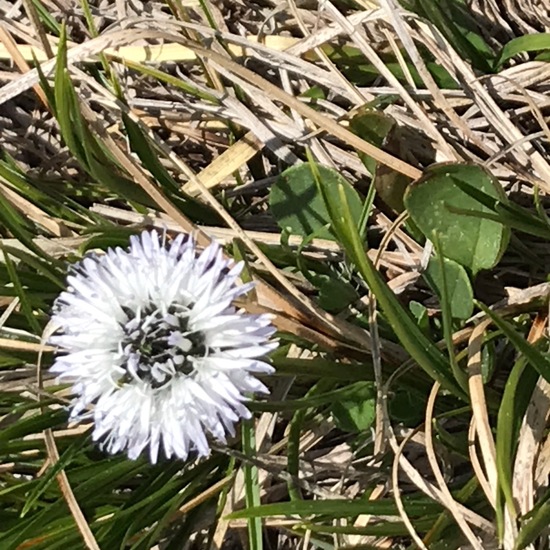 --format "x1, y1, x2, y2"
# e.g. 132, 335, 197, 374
118, 303, 206, 389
